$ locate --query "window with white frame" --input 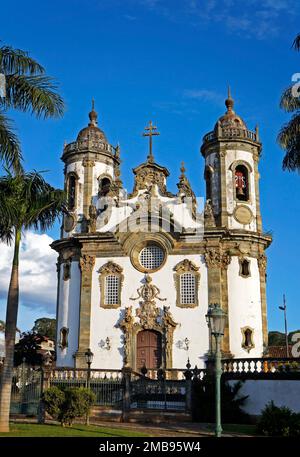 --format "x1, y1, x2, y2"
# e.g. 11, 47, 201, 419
139, 245, 165, 271
104, 275, 120, 305
180, 273, 196, 305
